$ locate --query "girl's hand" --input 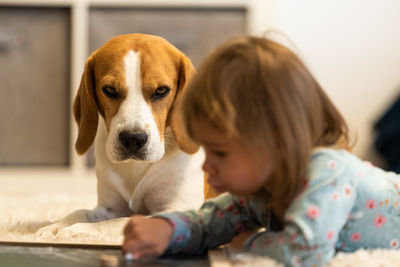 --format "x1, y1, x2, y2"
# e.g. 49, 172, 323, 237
122, 215, 173, 259
230, 230, 257, 249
